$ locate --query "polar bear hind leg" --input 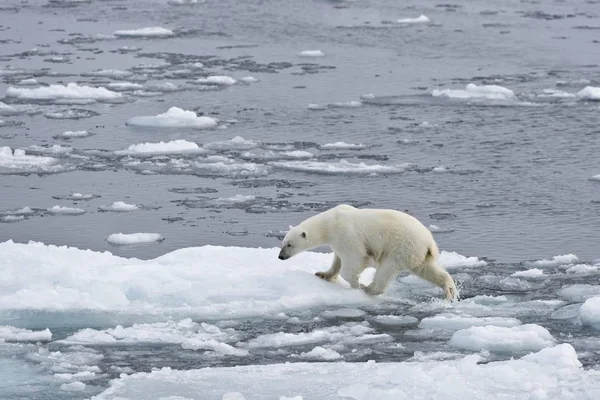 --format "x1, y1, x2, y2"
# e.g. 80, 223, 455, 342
361, 258, 401, 296
411, 251, 457, 301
